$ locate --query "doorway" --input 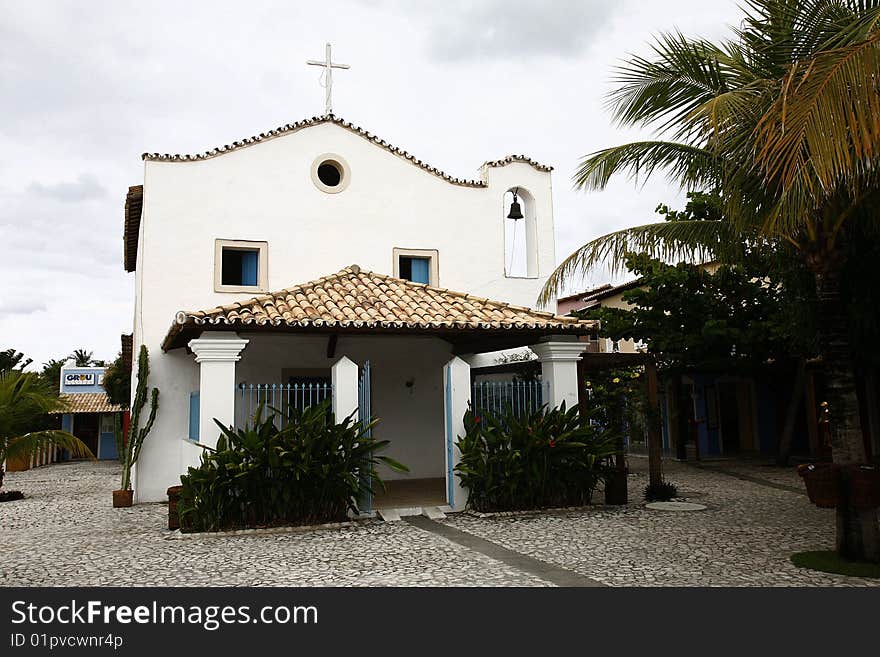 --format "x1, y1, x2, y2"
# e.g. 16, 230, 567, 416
73, 413, 99, 458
